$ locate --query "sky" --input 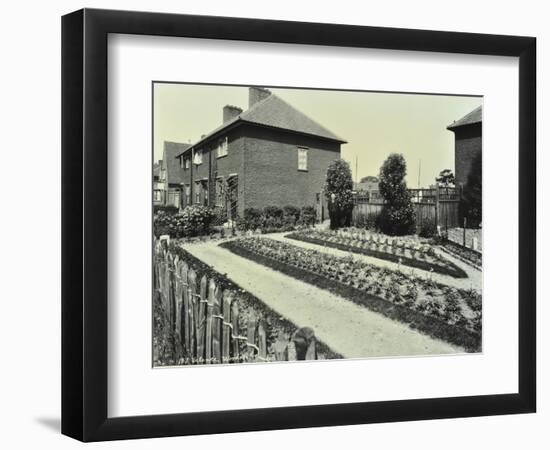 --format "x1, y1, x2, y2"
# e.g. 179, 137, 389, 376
153, 83, 482, 188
